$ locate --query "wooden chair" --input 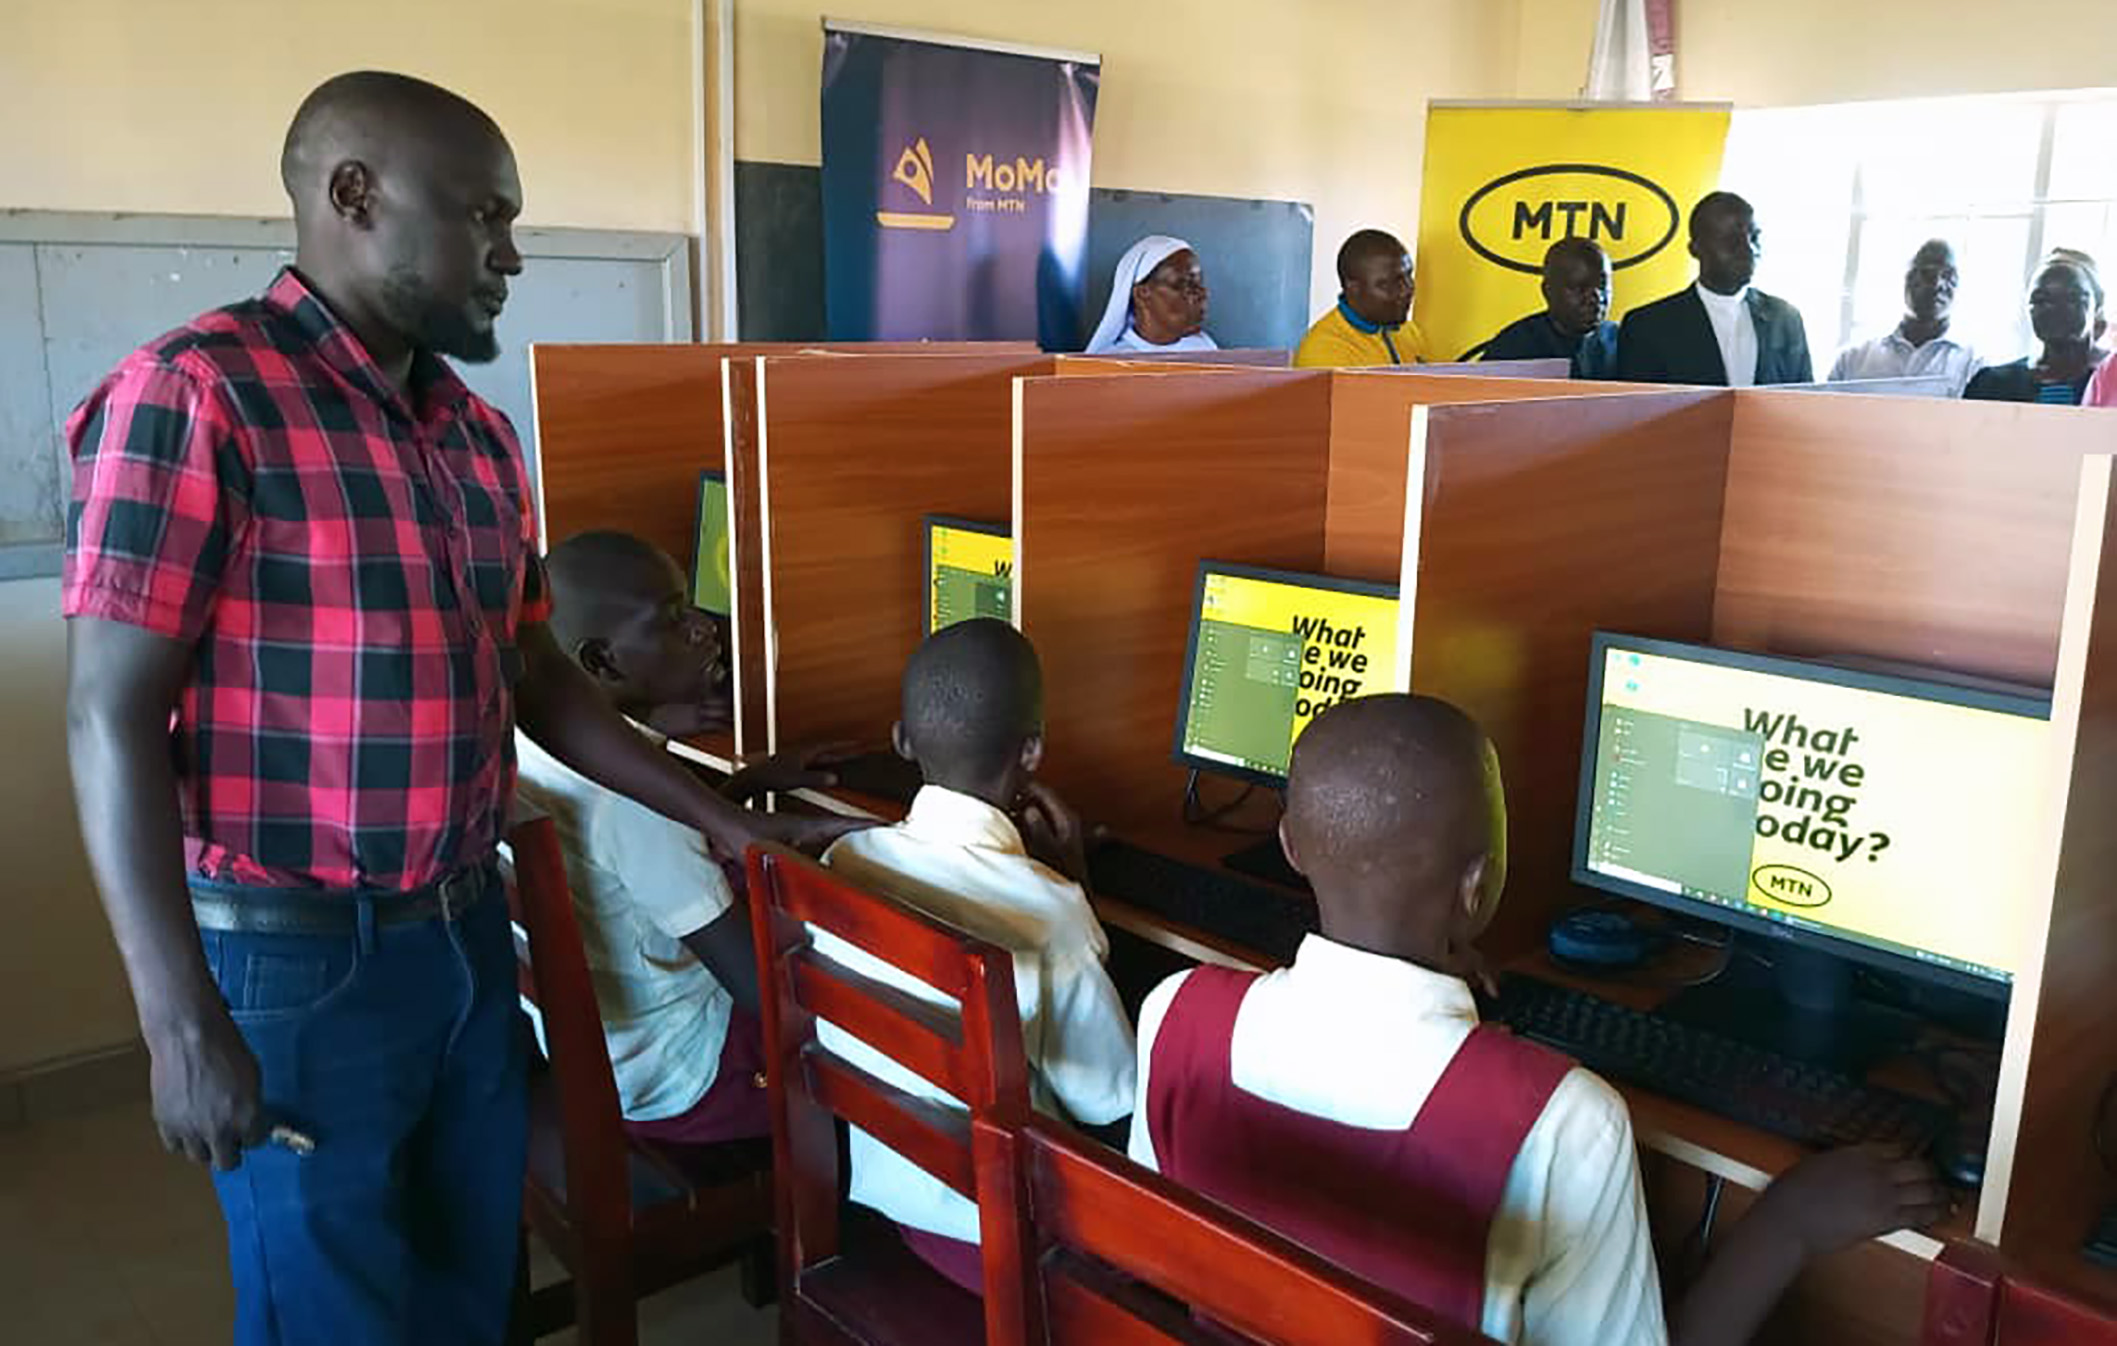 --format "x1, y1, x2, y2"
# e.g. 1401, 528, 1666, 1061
746, 841, 1031, 1345
1924, 1239, 2117, 1344
975, 1114, 1499, 1346
507, 816, 775, 1345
